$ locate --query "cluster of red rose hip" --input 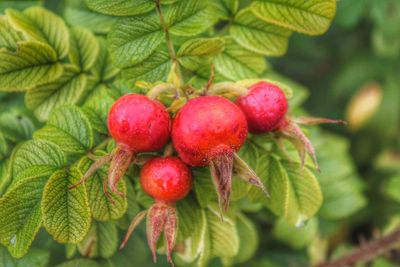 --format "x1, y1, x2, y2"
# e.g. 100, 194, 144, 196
73, 81, 342, 265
